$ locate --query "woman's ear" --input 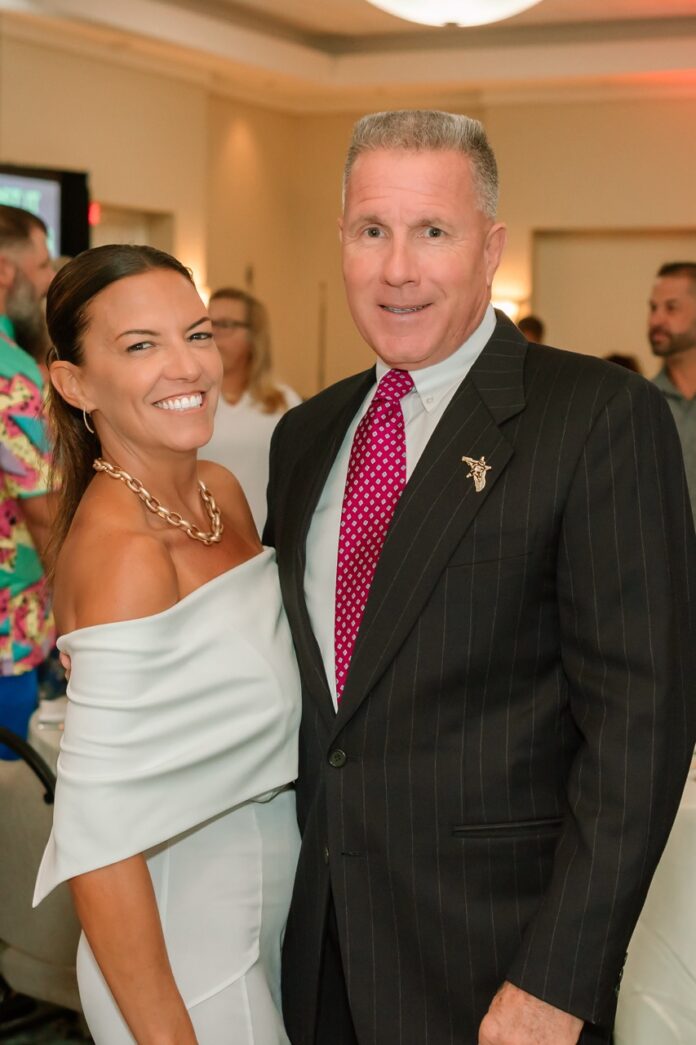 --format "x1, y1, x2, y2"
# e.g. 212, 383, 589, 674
49, 360, 94, 412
